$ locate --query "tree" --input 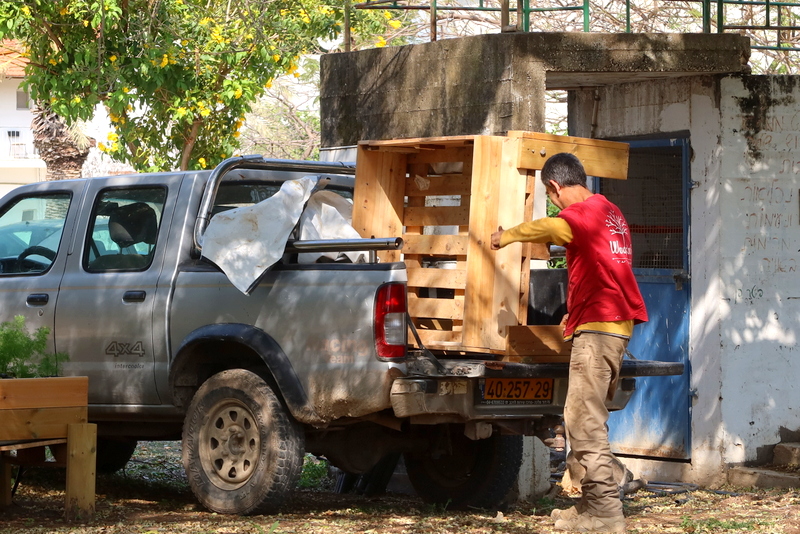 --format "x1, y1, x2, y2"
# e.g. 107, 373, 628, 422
0, 0, 396, 172
31, 104, 94, 181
